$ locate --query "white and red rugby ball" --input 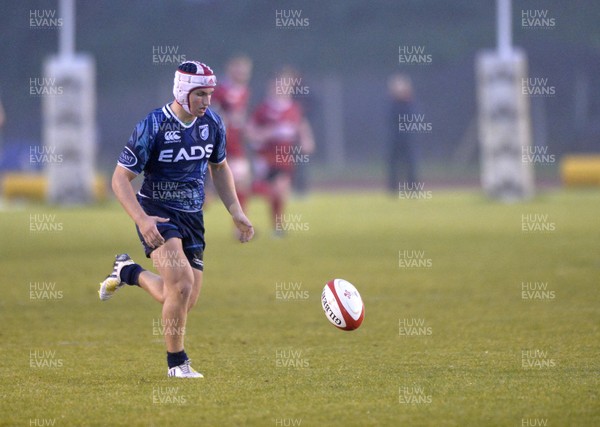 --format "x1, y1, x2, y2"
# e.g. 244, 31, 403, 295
321, 279, 365, 331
